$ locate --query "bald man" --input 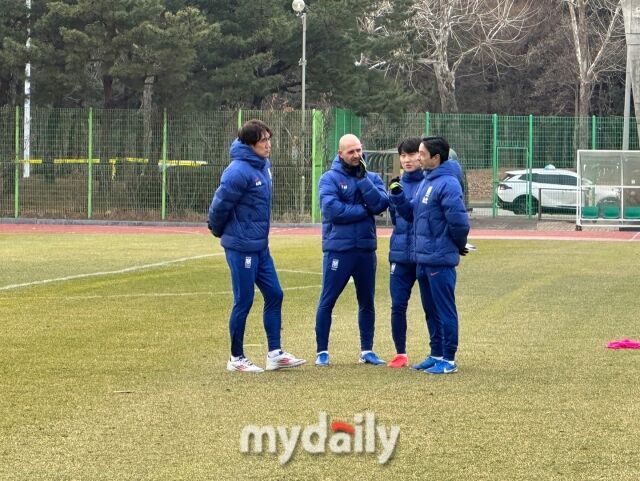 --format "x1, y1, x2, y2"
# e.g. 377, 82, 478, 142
314, 134, 389, 367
